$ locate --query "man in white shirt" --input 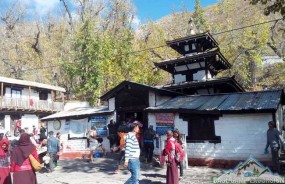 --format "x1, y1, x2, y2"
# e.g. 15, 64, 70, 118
124, 122, 141, 184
